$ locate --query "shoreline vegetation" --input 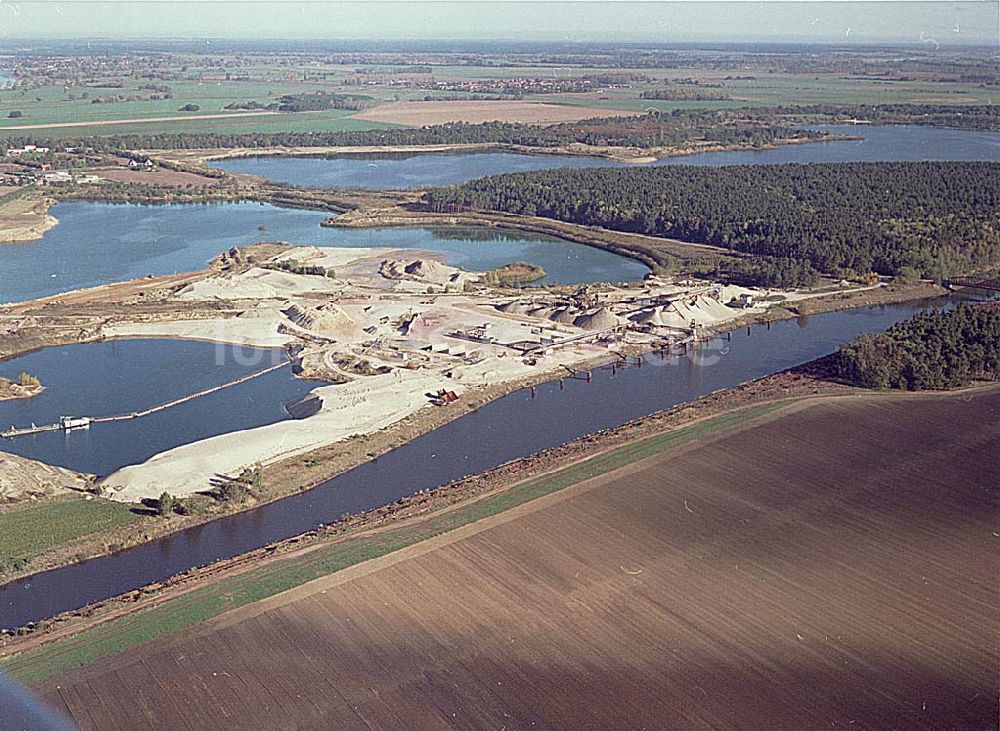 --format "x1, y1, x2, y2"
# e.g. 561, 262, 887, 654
834, 302, 1000, 389
4, 378, 999, 684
